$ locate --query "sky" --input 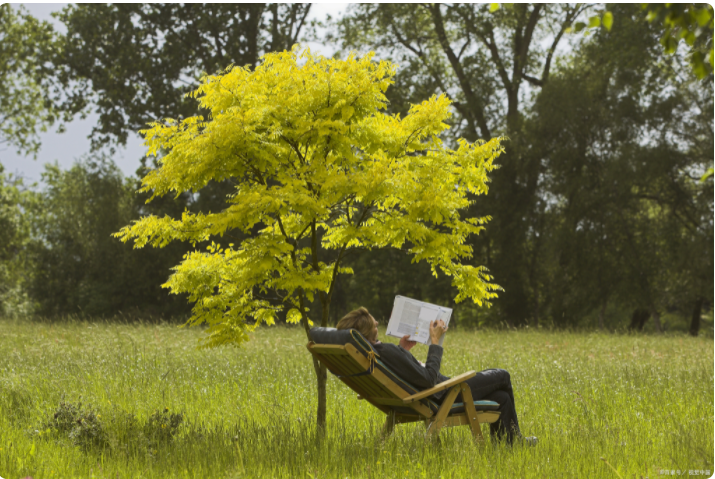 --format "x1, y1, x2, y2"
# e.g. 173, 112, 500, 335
3, 3, 349, 185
